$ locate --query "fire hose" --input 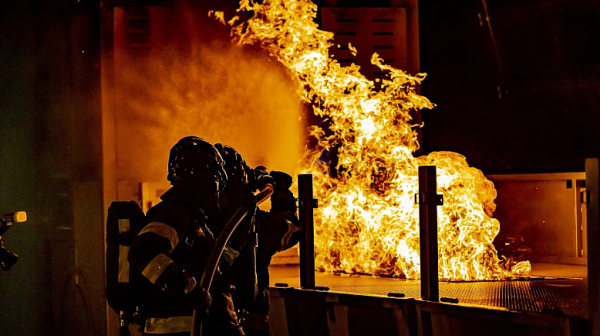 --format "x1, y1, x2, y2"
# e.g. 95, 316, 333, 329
191, 184, 274, 336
